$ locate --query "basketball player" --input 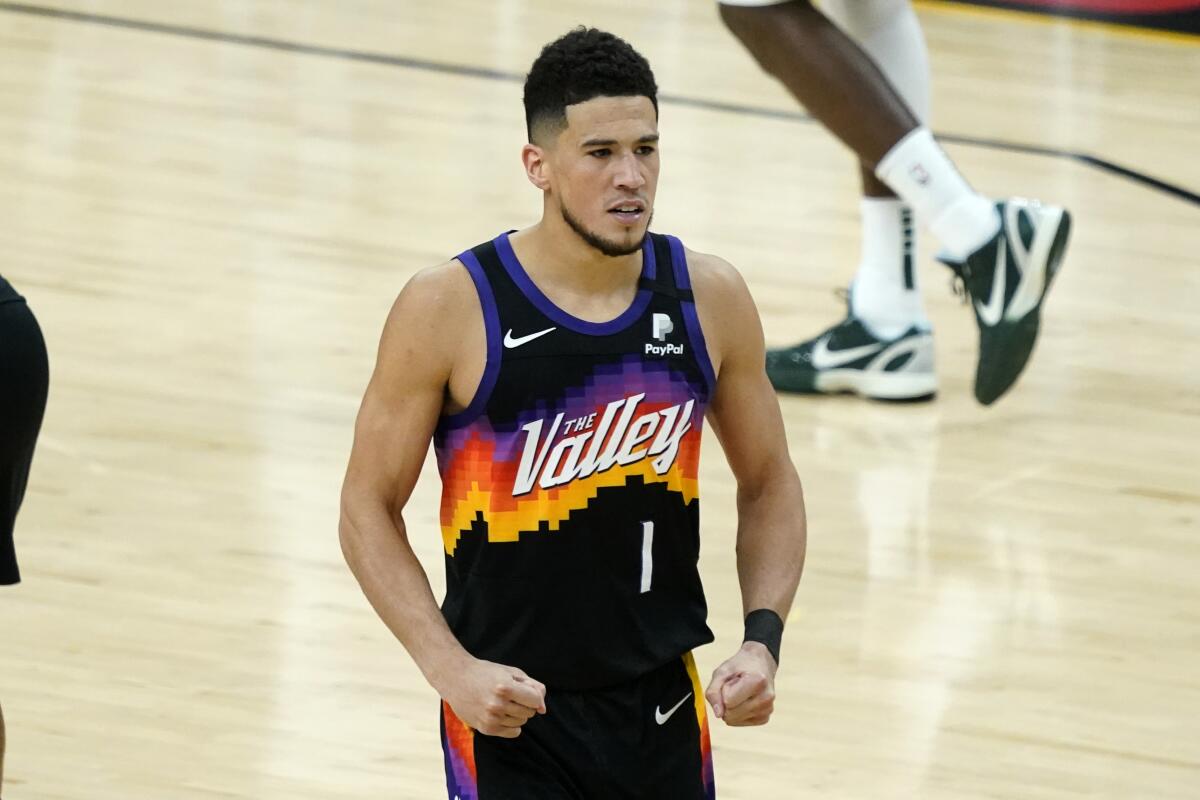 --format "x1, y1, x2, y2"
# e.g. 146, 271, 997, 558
0, 274, 50, 795
340, 28, 806, 799
719, 0, 1072, 404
